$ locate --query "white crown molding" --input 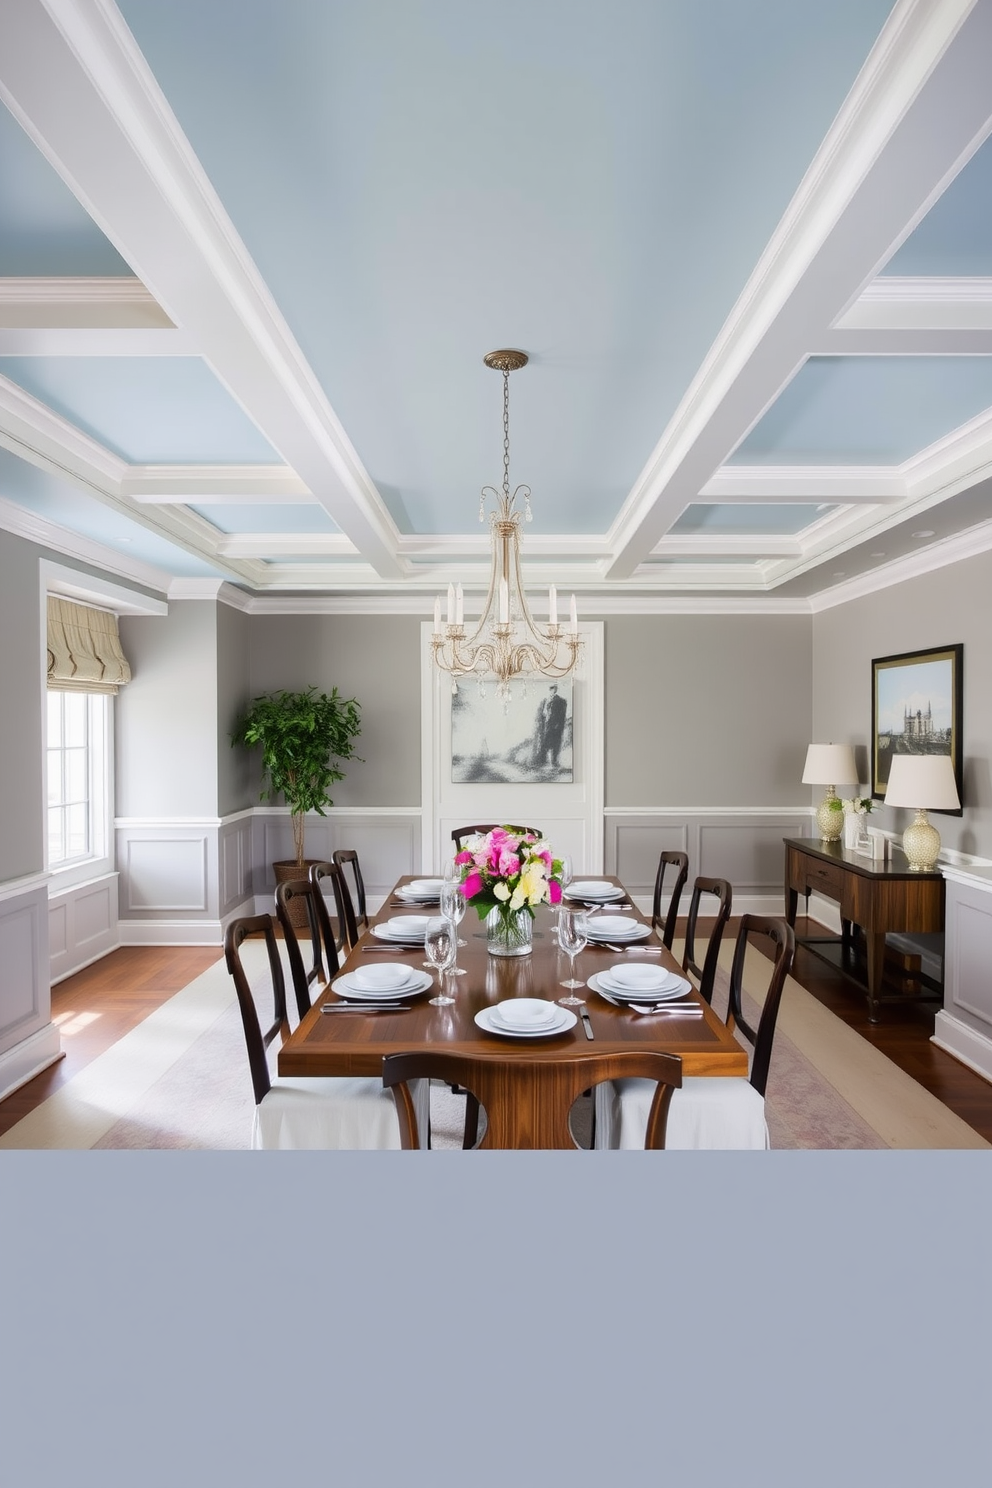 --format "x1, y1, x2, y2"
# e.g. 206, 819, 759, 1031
233, 590, 813, 617
857, 275, 992, 303
700, 466, 902, 501
0, 494, 172, 592
0, 0, 404, 578
605, 0, 992, 578
40, 557, 167, 614
656, 533, 800, 558
125, 465, 313, 502
808, 515, 992, 610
